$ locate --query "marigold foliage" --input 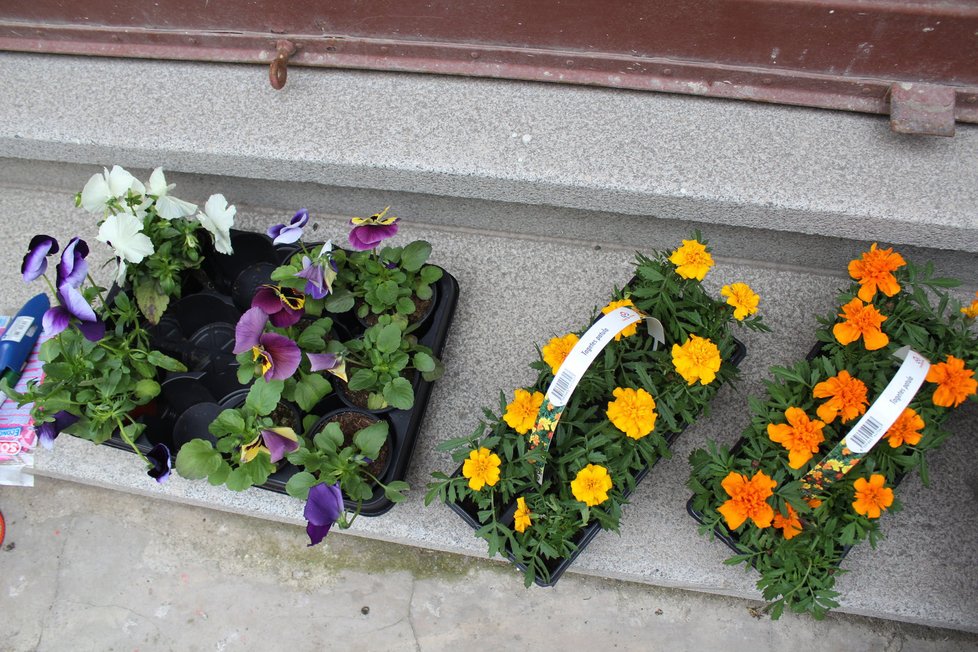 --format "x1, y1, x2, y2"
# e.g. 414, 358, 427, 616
428, 234, 768, 587
687, 245, 977, 620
